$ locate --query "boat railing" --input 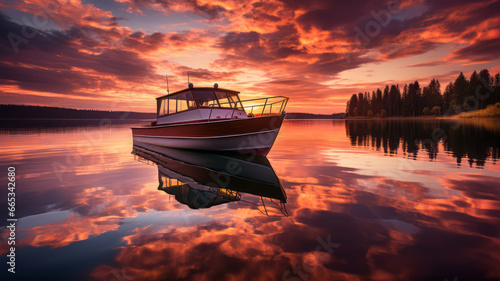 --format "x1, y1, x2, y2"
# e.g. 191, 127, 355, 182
240, 96, 288, 117
207, 96, 288, 121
